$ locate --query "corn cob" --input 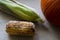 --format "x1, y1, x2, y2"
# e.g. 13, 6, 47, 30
6, 21, 35, 36
0, 0, 44, 22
